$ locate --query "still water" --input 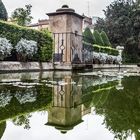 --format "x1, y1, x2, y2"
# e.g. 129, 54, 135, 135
0, 71, 139, 140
